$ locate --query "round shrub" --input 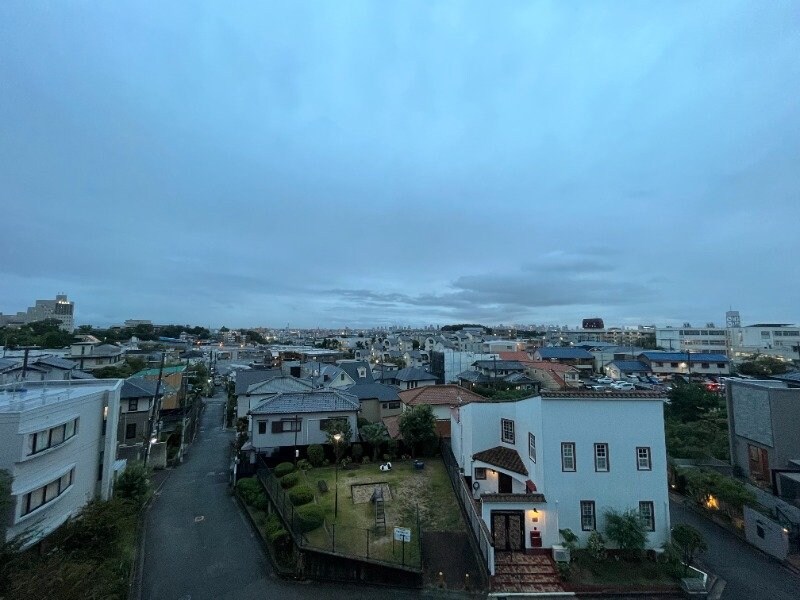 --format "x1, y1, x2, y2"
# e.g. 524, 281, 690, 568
280, 472, 299, 489
288, 485, 314, 506
295, 504, 325, 532
264, 512, 282, 536
236, 477, 263, 506
307, 444, 325, 467
274, 462, 295, 478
